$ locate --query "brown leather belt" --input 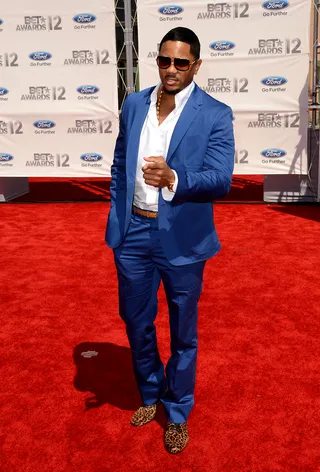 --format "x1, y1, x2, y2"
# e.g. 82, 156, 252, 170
132, 205, 158, 219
